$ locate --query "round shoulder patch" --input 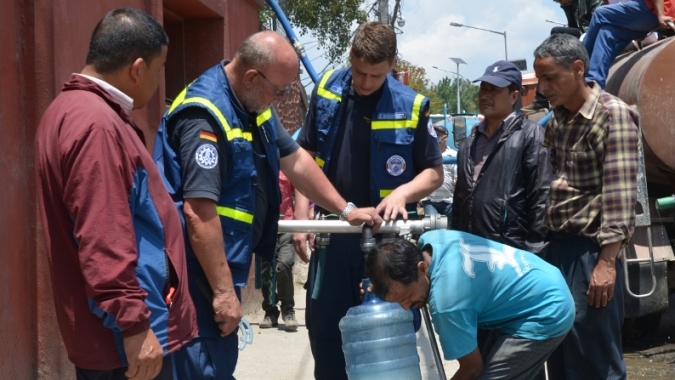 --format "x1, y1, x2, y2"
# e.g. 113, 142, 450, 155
386, 155, 407, 176
195, 144, 218, 169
